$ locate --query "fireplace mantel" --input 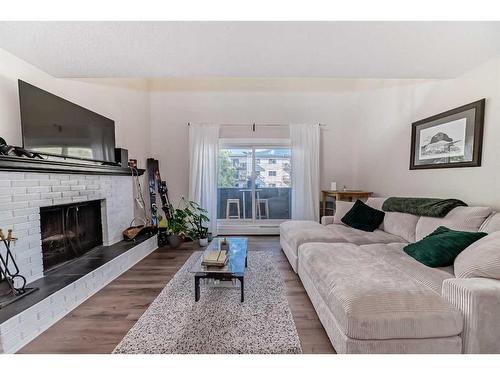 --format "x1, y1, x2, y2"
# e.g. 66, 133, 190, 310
0, 155, 145, 176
